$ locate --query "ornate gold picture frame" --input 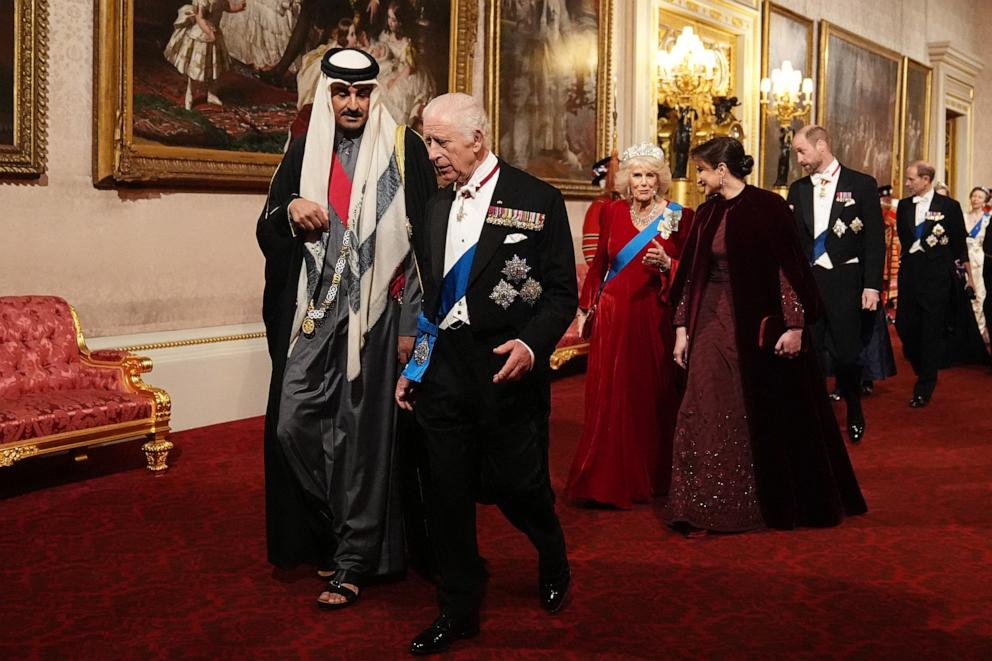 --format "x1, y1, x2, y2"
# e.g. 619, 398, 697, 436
485, 0, 614, 198
758, 2, 813, 190
0, 0, 48, 178
817, 22, 902, 187
900, 57, 932, 180
94, 0, 479, 189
